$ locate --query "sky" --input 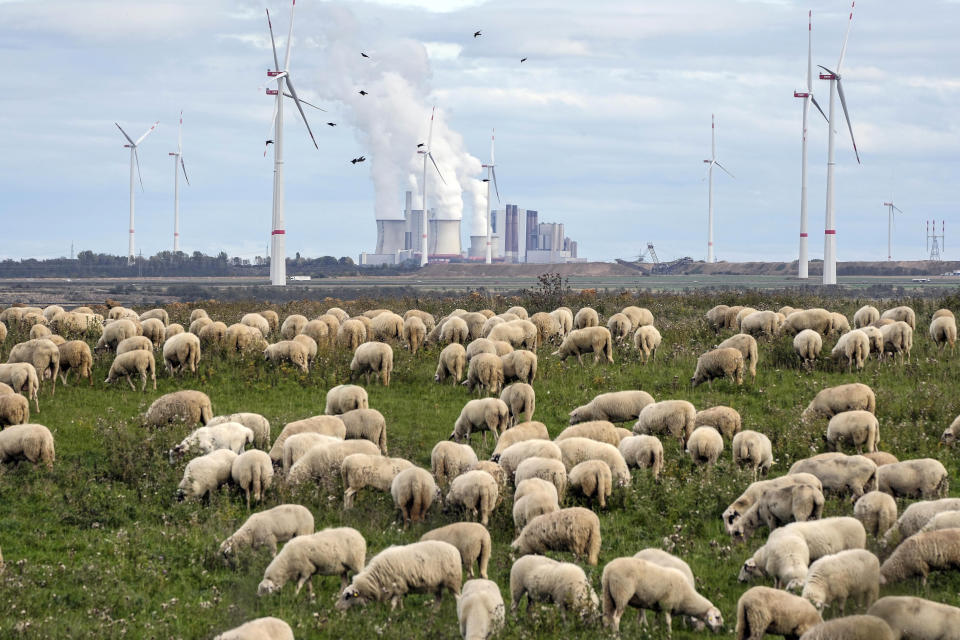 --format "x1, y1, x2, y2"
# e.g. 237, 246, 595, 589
1, 0, 959, 264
